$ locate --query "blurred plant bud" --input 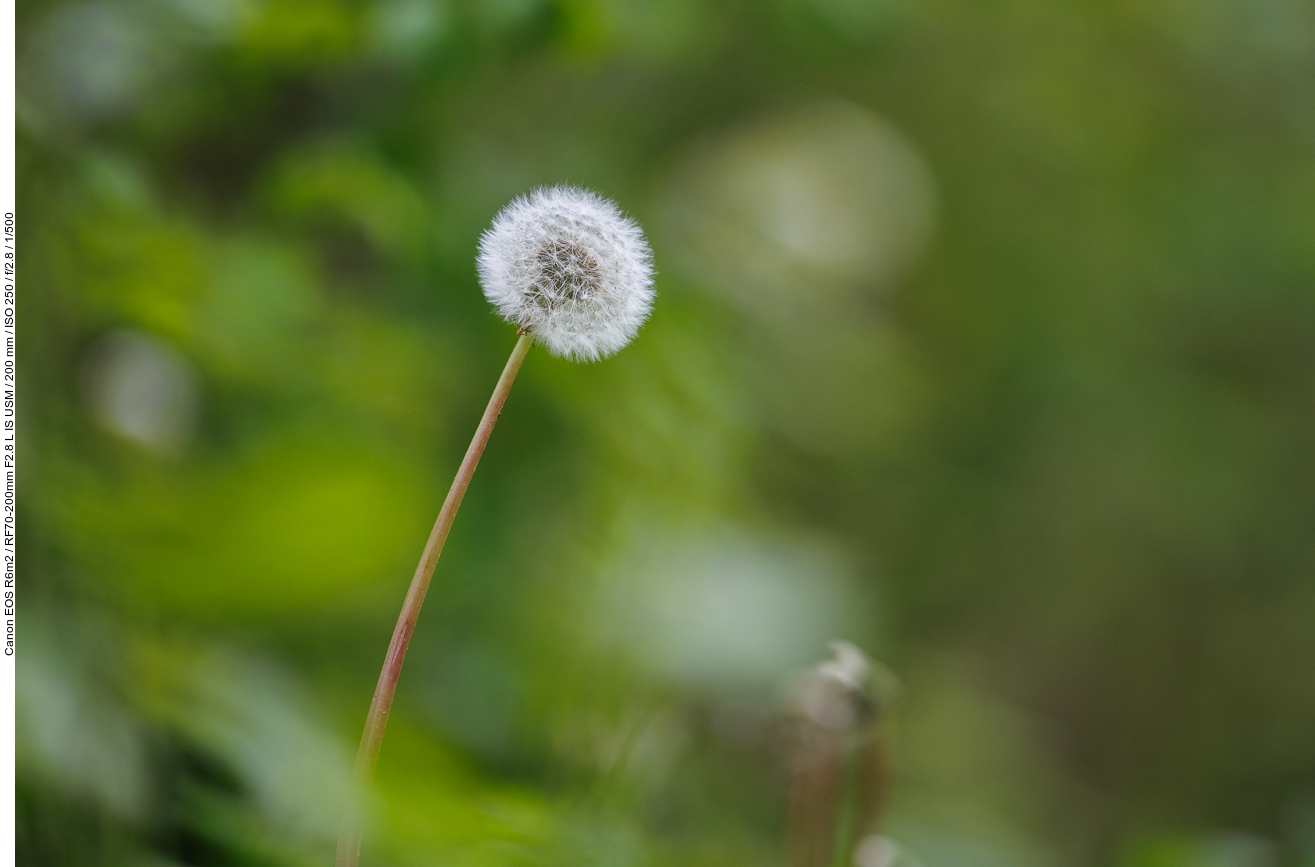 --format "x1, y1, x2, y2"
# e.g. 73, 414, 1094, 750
782, 641, 900, 867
